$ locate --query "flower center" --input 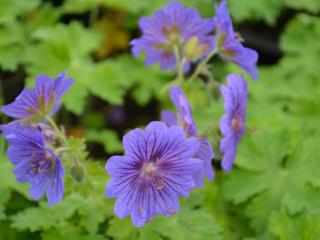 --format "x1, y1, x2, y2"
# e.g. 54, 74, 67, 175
163, 25, 181, 44
231, 117, 243, 131
140, 160, 165, 190
141, 162, 158, 178
140, 161, 165, 190
31, 152, 55, 174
